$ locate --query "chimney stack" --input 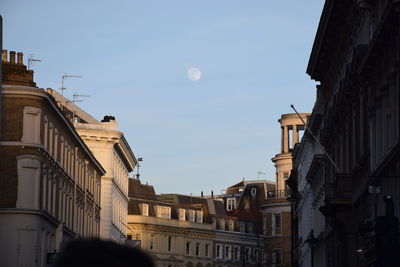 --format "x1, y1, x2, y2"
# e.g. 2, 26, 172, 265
9, 51, 16, 63
17, 52, 23, 65
2, 50, 7, 62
